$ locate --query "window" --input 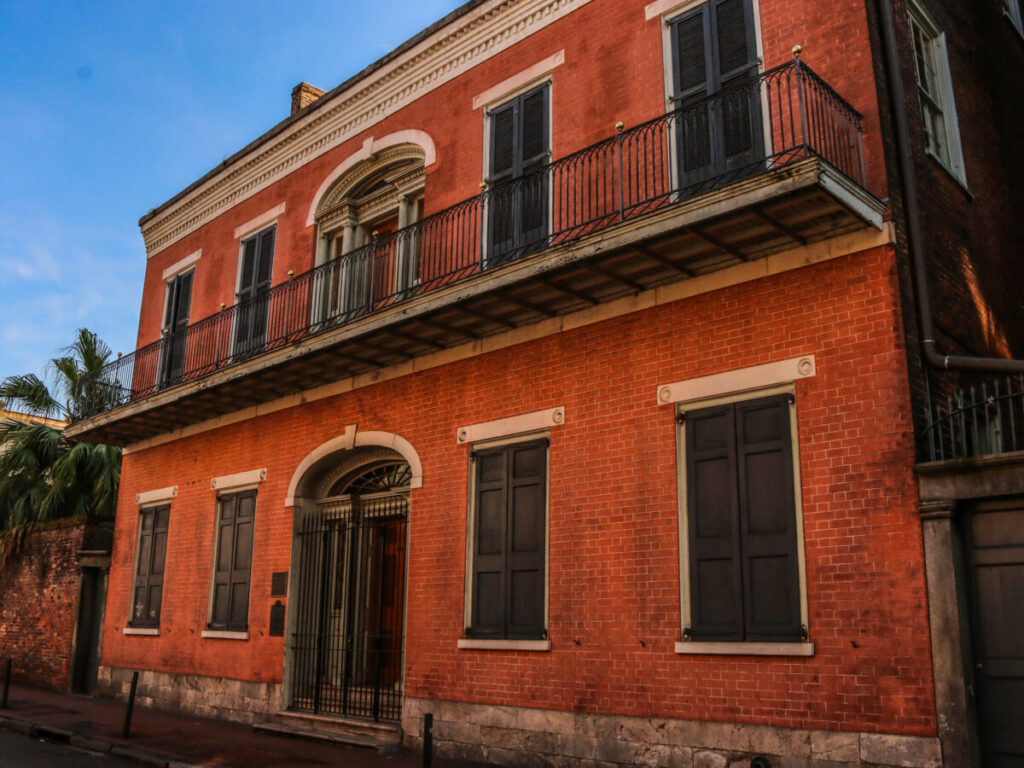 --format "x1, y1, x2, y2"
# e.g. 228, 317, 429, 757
668, 0, 763, 189
466, 438, 548, 639
159, 269, 193, 388
209, 489, 256, 632
235, 225, 275, 357
680, 393, 803, 642
130, 504, 170, 628
486, 83, 550, 264
1006, 0, 1024, 36
908, 1, 966, 183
